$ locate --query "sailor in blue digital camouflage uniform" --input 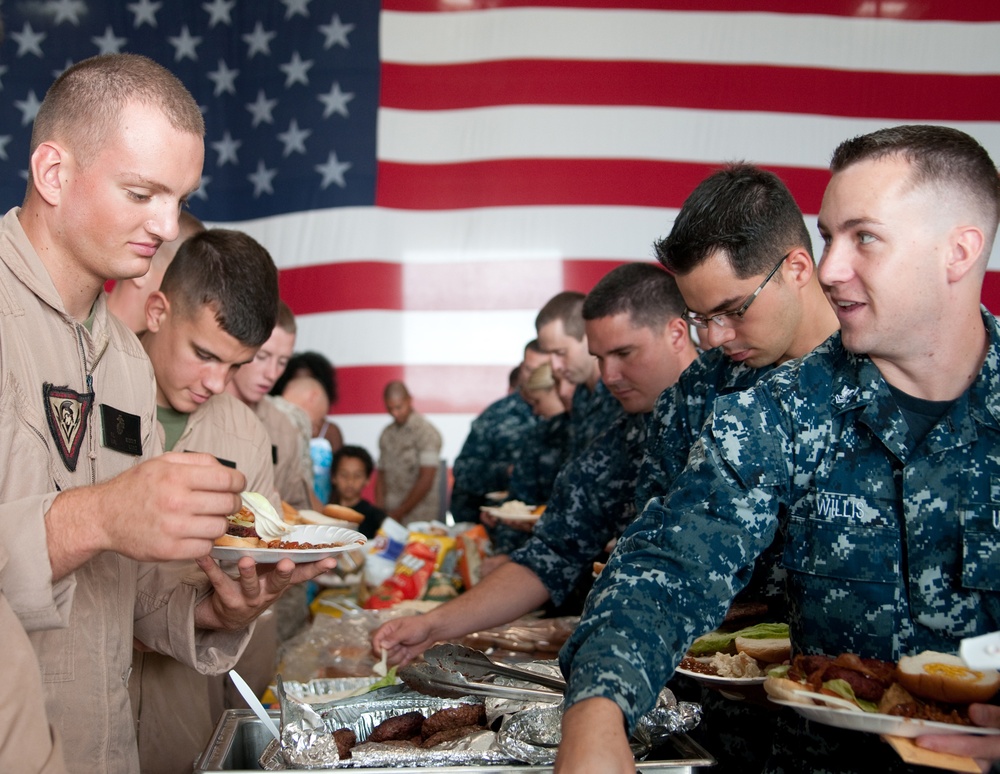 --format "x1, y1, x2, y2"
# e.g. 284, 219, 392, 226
498, 291, 624, 552
536, 290, 624, 459
631, 163, 841, 771
372, 262, 698, 660
449, 340, 548, 523
556, 125, 1000, 774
